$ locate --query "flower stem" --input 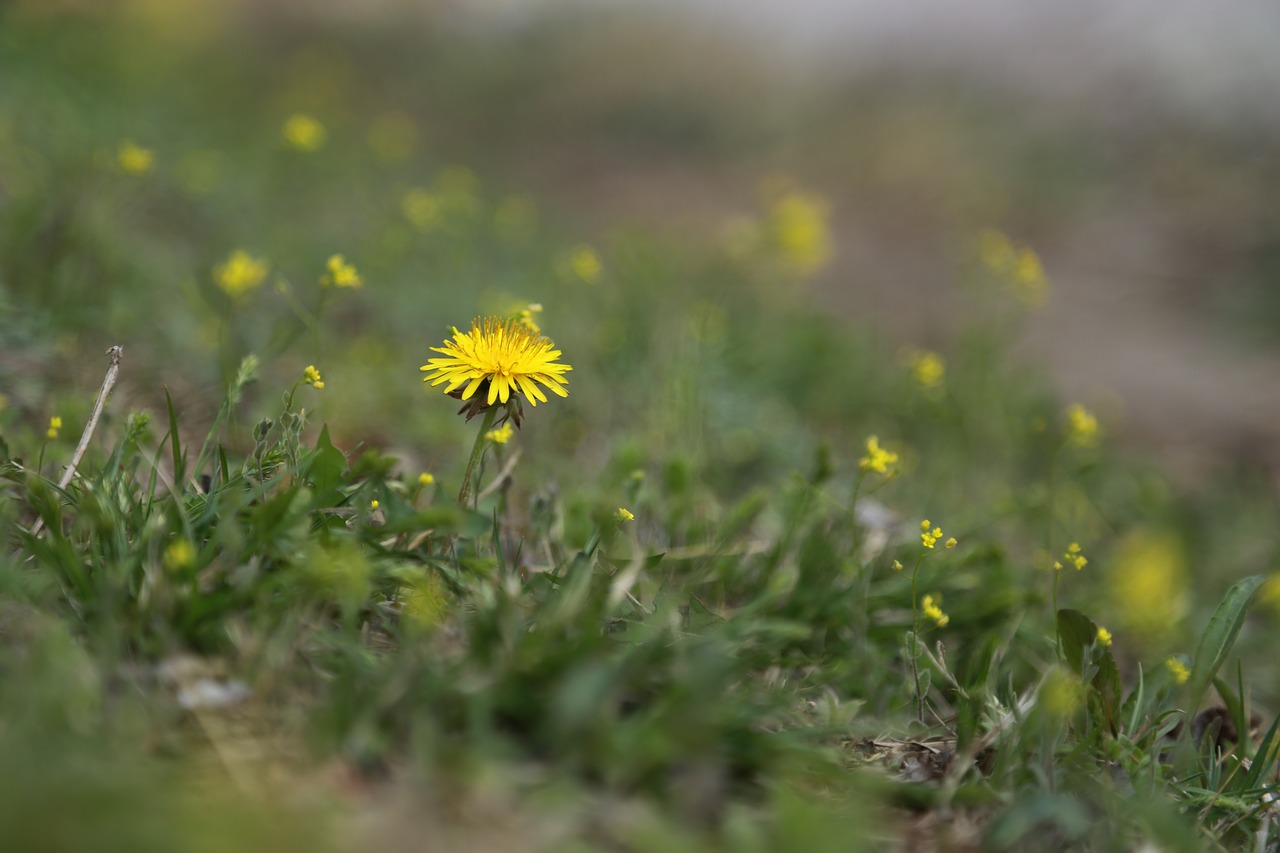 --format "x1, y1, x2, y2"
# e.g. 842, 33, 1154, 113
909, 550, 925, 724
457, 408, 498, 507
